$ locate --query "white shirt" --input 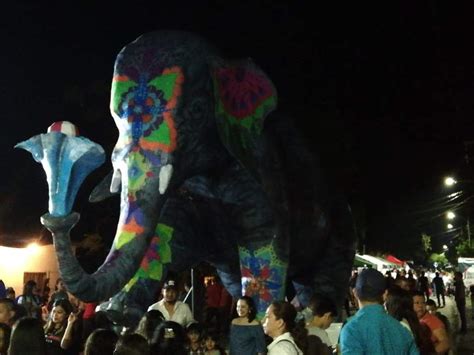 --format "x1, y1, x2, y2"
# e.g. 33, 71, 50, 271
268, 332, 303, 355
307, 326, 332, 347
147, 299, 194, 327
